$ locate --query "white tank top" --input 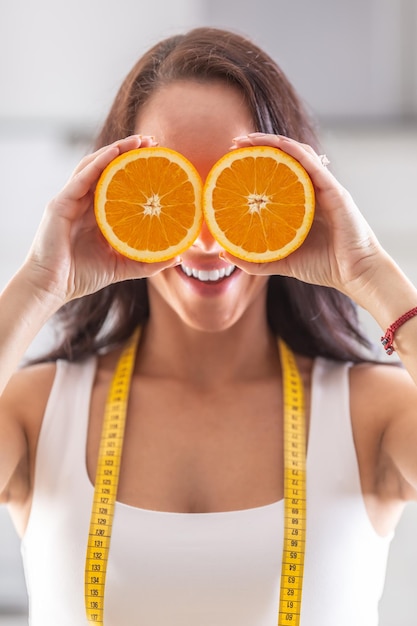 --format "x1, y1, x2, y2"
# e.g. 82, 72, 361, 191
21, 355, 392, 625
